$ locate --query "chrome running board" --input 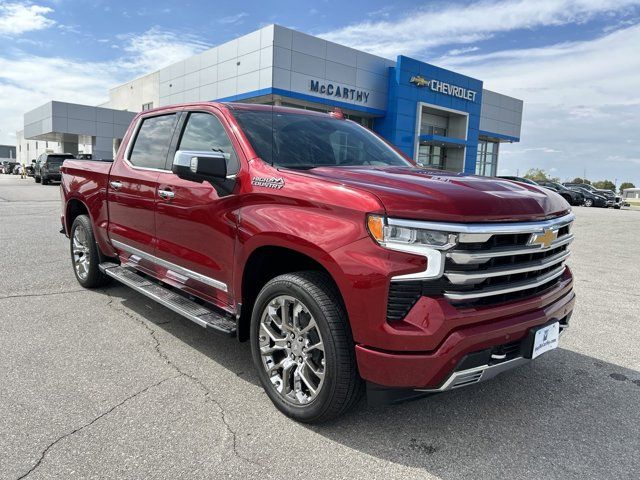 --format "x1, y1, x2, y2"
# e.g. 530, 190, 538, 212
99, 263, 236, 336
